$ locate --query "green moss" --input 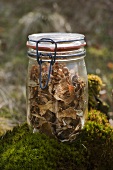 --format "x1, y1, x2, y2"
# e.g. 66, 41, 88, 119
0, 111, 113, 170
88, 74, 103, 95
88, 74, 109, 114
0, 124, 86, 170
